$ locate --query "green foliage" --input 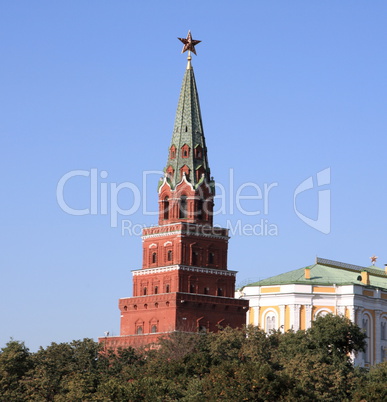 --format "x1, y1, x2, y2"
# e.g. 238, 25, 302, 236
0, 339, 33, 400
0, 315, 383, 400
308, 313, 366, 363
352, 362, 387, 401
